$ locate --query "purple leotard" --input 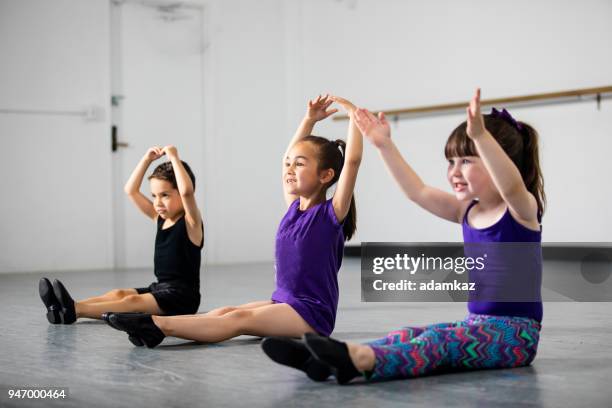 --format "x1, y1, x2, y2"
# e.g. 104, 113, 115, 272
271, 198, 344, 336
462, 200, 543, 322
